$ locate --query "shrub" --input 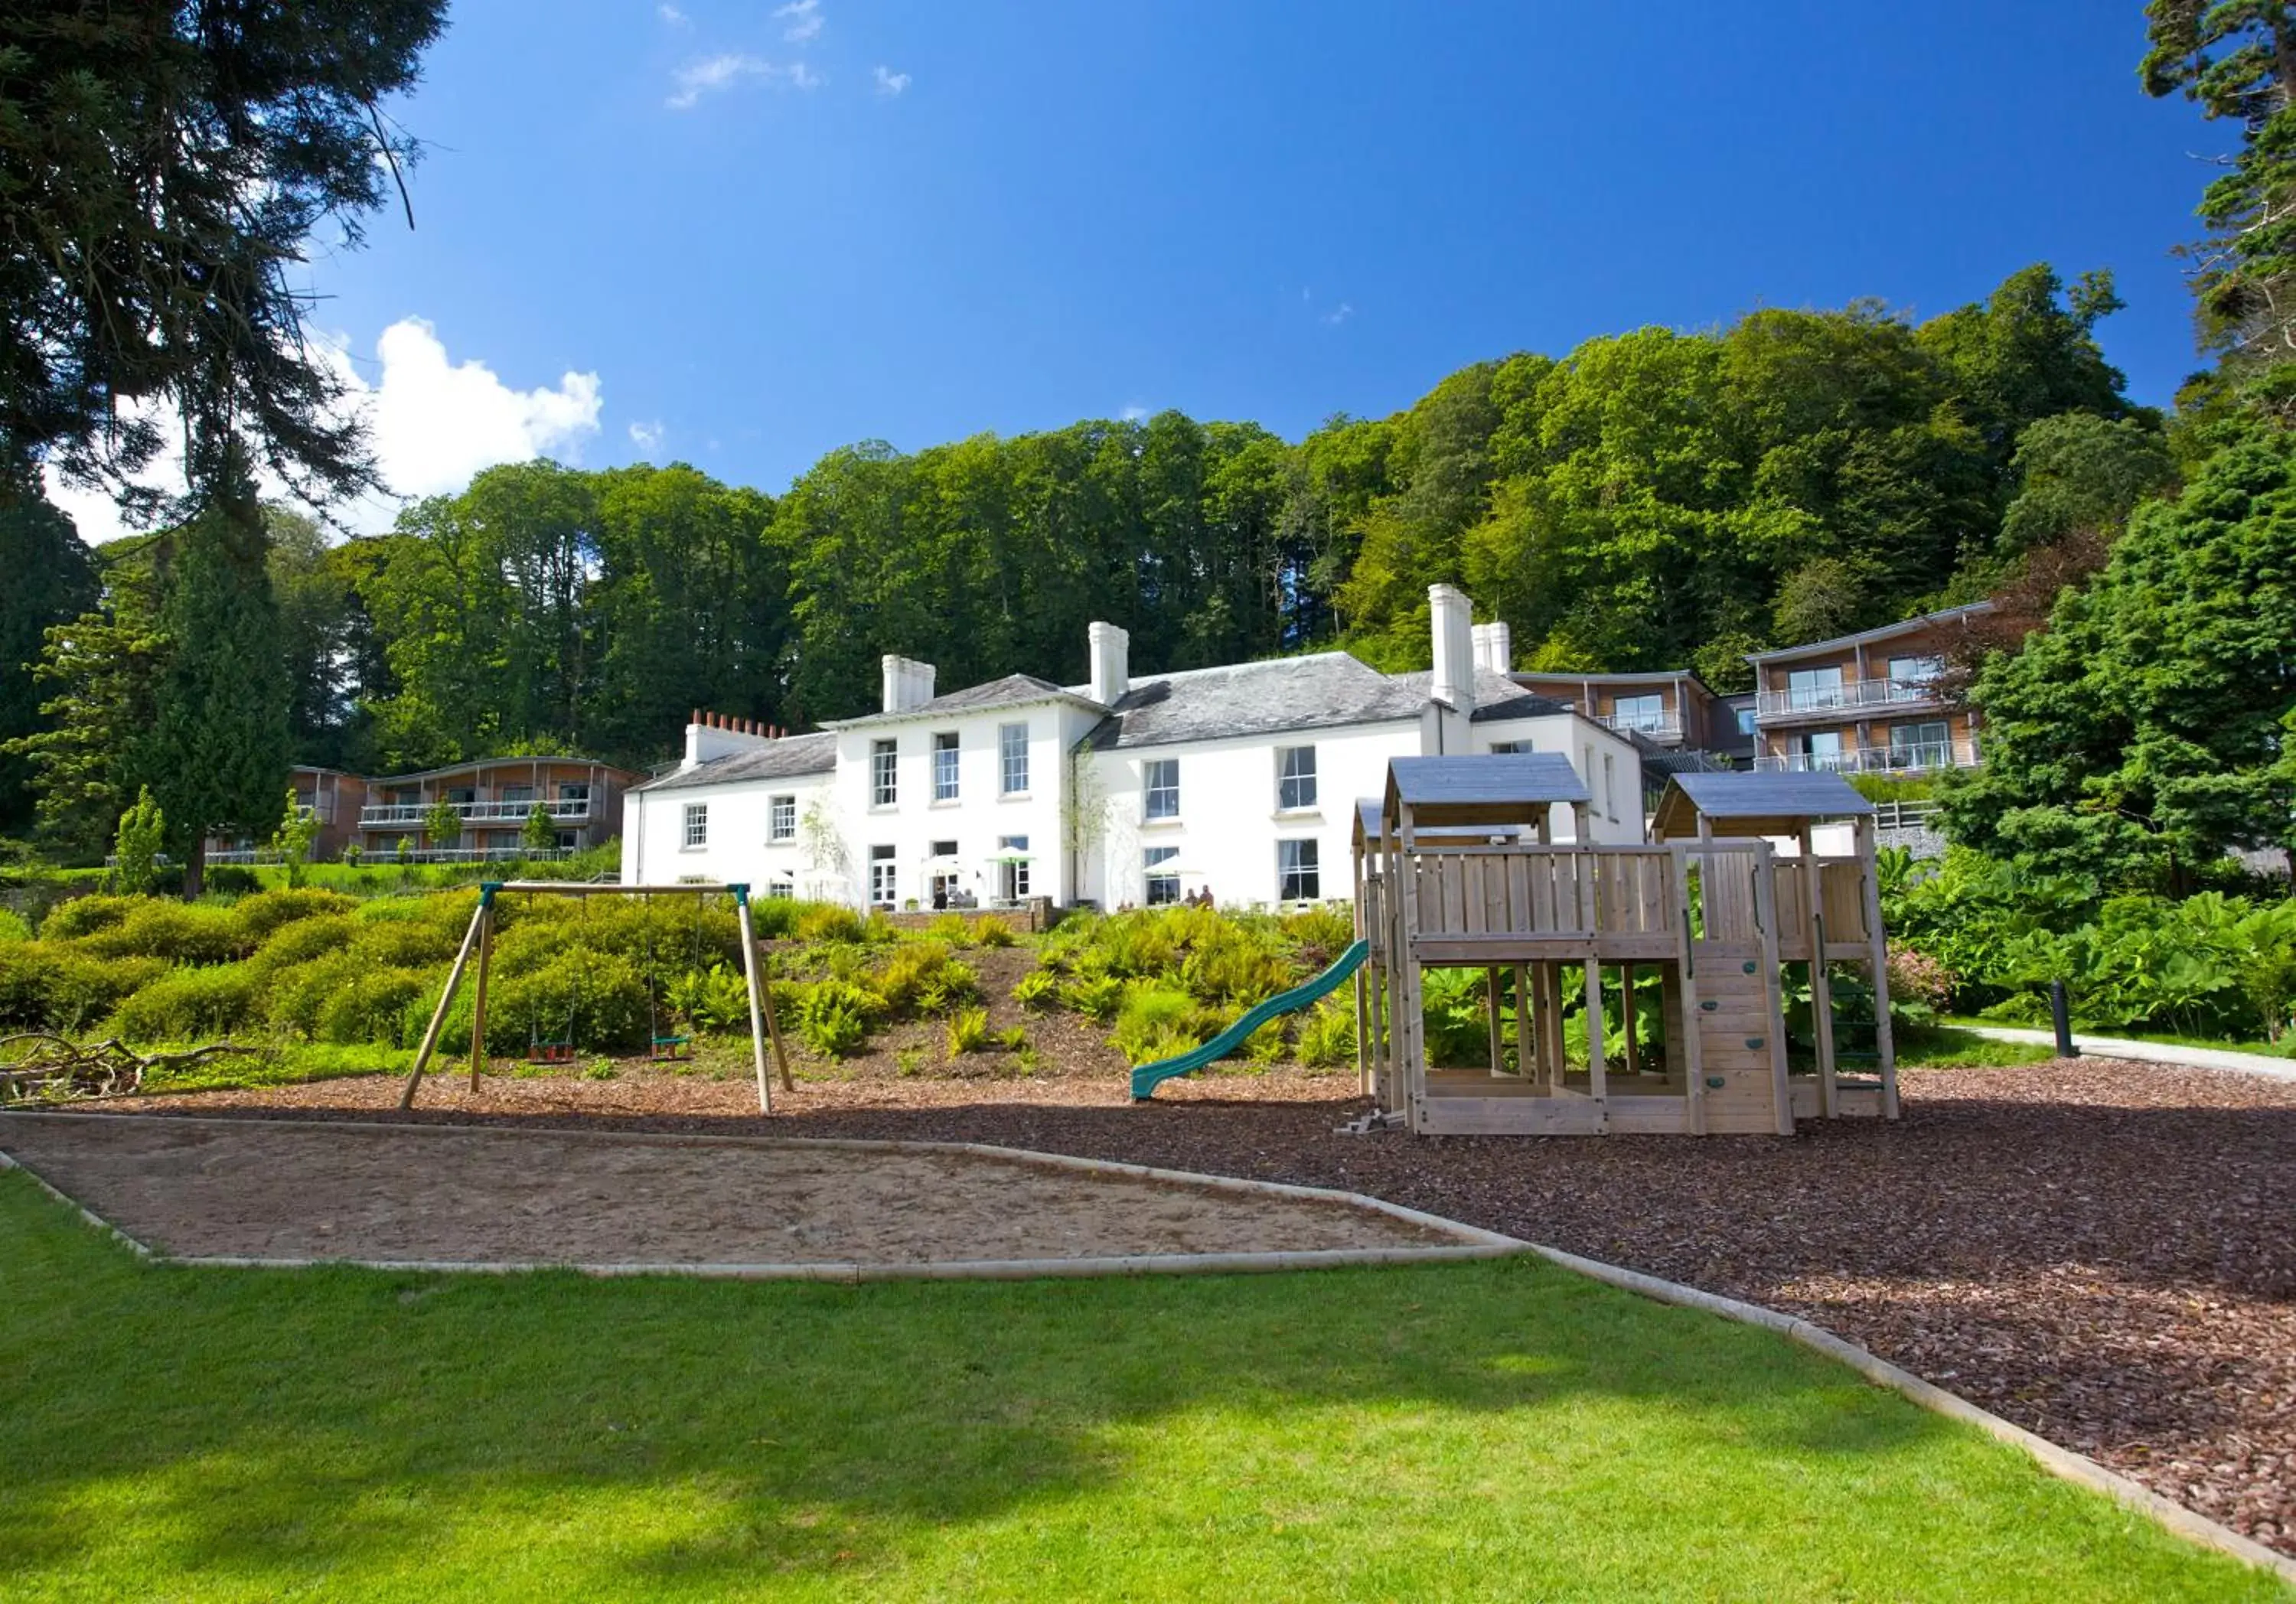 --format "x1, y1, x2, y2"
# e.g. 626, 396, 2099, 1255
972, 915, 1016, 948
1111, 984, 1199, 1065
796, 905, 866, 945
315, 967, 431, 1046
796, 979, 876, 1059
895, 1045, 927, 1076
1280, 903, 1354, 960
1883, 944, 1954, 1029
267, 952, 370, 1038
348, 919, 458, 970
871, 941, 979, 1018
994, 1025, 1026, 1052
207, 866, 259, 895
1179, 934, 1290, 1006
662, 963, 754, 1035
41, 895, 136, 941
927, 913, 976, 947
1294, 1000, 1356, 1070
233, 887, 356, 941
248, 914, 358, 974
78, 900, 249, 964
488, 950, 652, 1055
1242, 1018, 1289, 1066
863, 911, 897, 944
1013, 969, 1062, 1012
0, 944, 165, 1031
746, 896, 802, 940
946, 1006, 993, 1056
1063, 973, 1124, 1022
110, 963, 266, 1042
0, 908, 31, 944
